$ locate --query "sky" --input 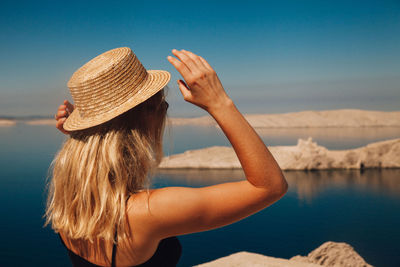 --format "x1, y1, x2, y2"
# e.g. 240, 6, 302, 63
0, 0, 399, 117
